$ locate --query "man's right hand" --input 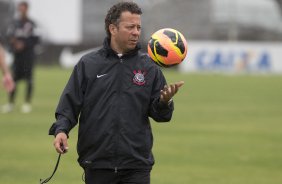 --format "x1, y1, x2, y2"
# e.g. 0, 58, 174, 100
2, 72, 15, 92
53, 132, 69, 154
